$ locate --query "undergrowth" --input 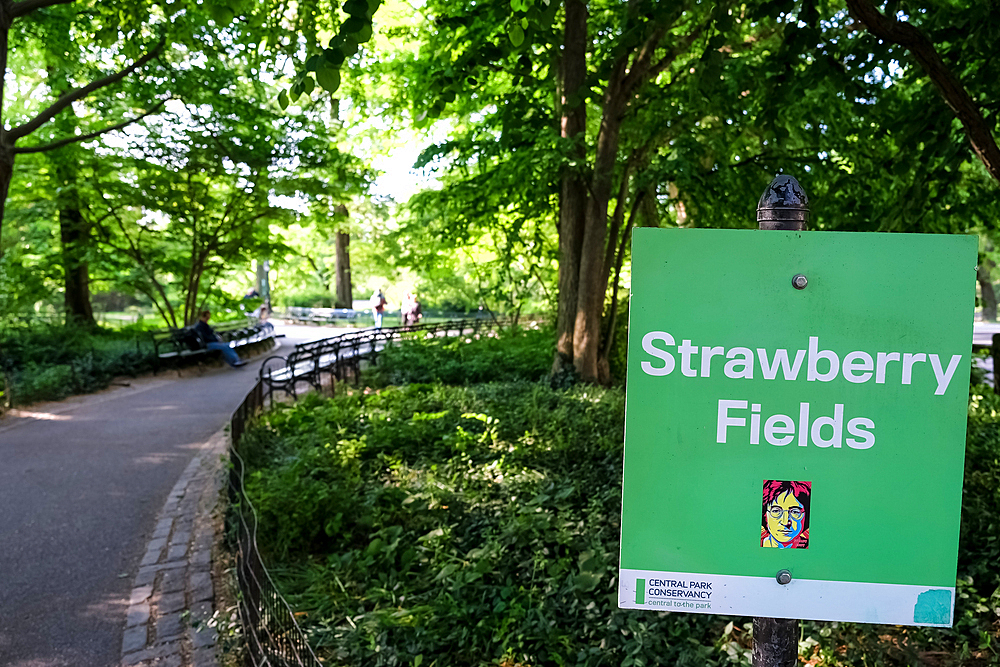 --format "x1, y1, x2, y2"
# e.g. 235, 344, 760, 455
0, 324, 154, 405
364, 324, 554, 387
241, 383, 743, 666
234, 342, 1000, 666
